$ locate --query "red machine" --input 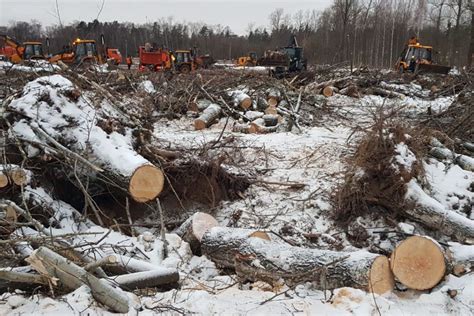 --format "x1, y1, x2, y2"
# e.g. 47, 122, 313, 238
106, 48, 122, 65
138, 46, 172, 71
